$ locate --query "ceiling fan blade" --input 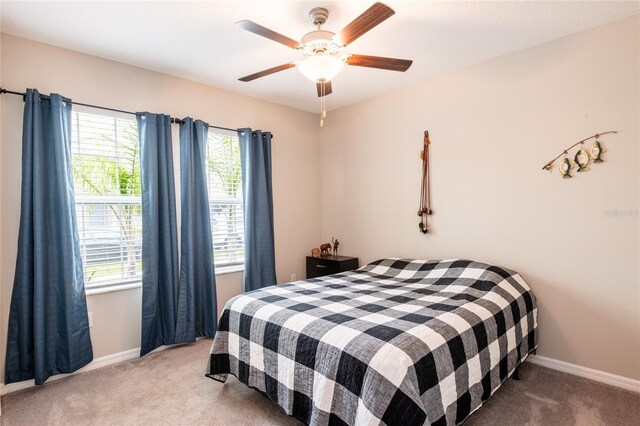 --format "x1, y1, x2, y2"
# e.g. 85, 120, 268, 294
346, 54, 413, 72
335, 2, 395, 47
236, 20, 301, 49
239, 63, 296, 82
316, 81, 333, 97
